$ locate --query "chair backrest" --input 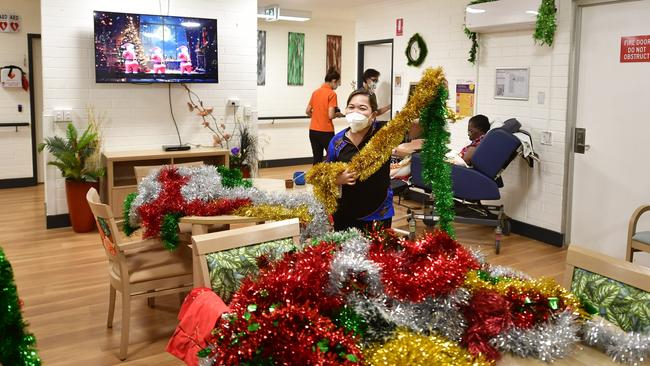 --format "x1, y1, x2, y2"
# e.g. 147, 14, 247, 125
134, 161, 204, 183
471, 128, 521, 179
191, 218, 301, 289
86, 188, 127, 275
